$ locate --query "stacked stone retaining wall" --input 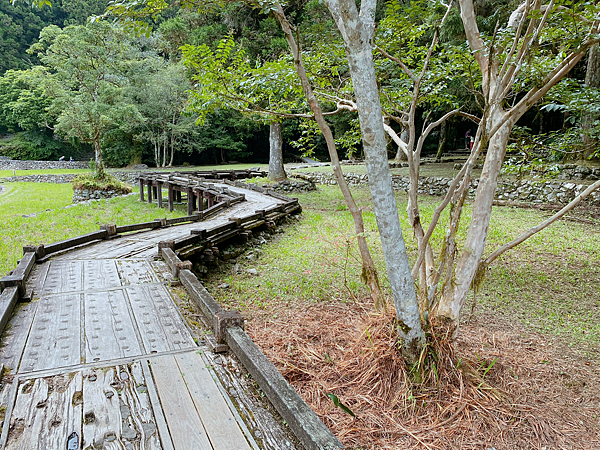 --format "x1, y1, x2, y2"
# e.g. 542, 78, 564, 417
294, 172, 600, 206
0, 159, 89, 170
